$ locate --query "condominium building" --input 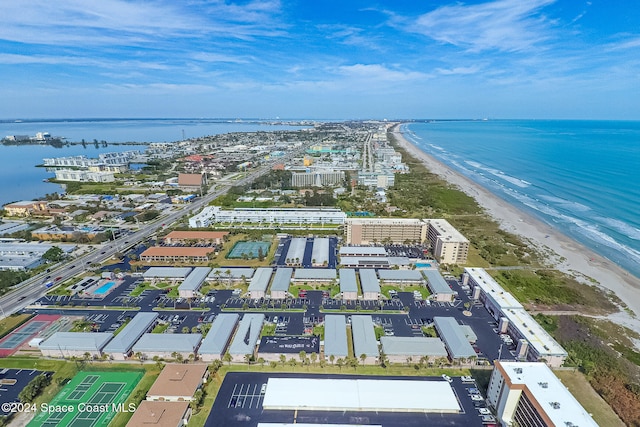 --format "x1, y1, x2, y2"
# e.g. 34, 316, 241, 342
54, 169, 115, 182
188, 206, 346, 228
464, 267, 567, 367
344, 218, 427, 245
291, 170, 345, 188
488, 361, 598, 427
426, 219, 469, 265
